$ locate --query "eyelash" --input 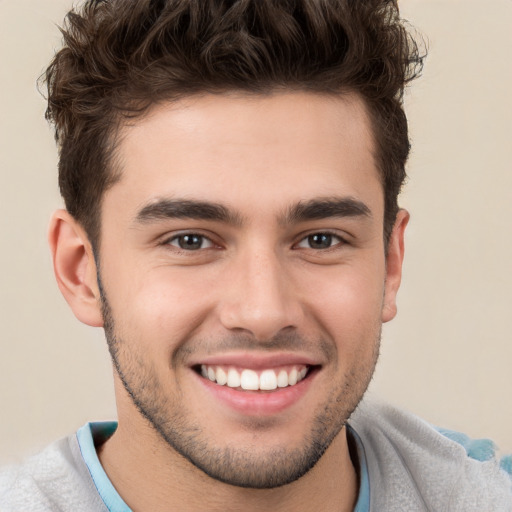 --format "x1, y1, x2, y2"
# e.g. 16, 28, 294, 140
164, 233, 216, 251
162, 231, 347, 252
295, 231, 347, 250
